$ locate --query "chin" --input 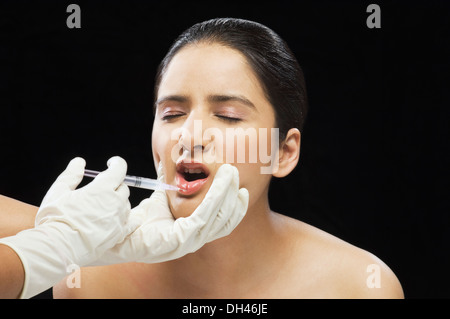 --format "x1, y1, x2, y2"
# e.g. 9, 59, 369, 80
168, 190, 207, 219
